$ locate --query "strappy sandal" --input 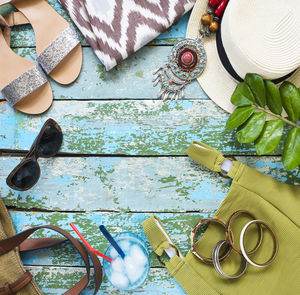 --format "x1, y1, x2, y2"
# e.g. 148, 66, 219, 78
1, 0, 82, 85
0, 14, 53, 114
